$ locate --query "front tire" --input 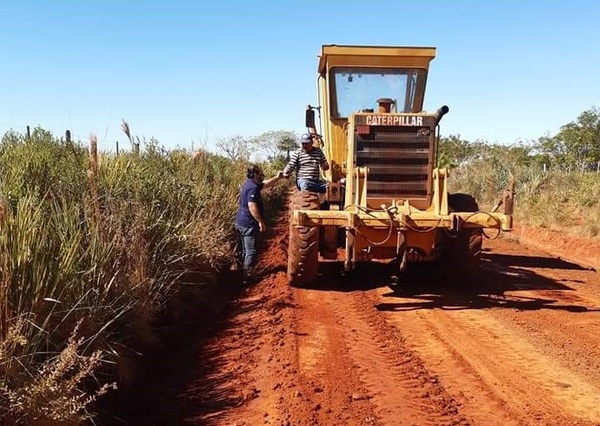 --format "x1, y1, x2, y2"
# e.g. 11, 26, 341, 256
287, 191, 320, 287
